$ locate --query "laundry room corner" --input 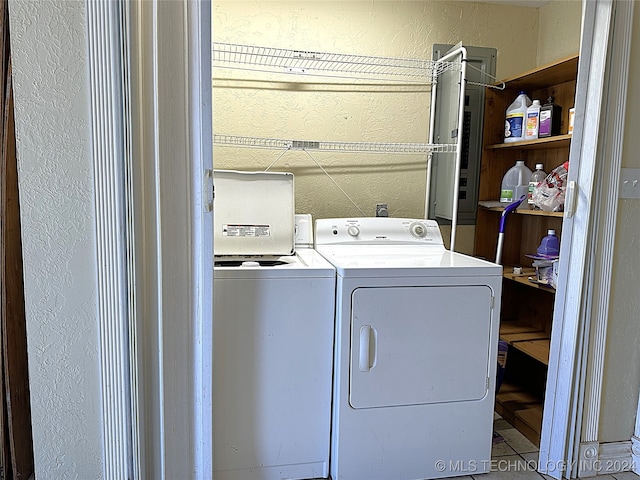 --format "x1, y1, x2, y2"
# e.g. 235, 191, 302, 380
212, 0, 540, 228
